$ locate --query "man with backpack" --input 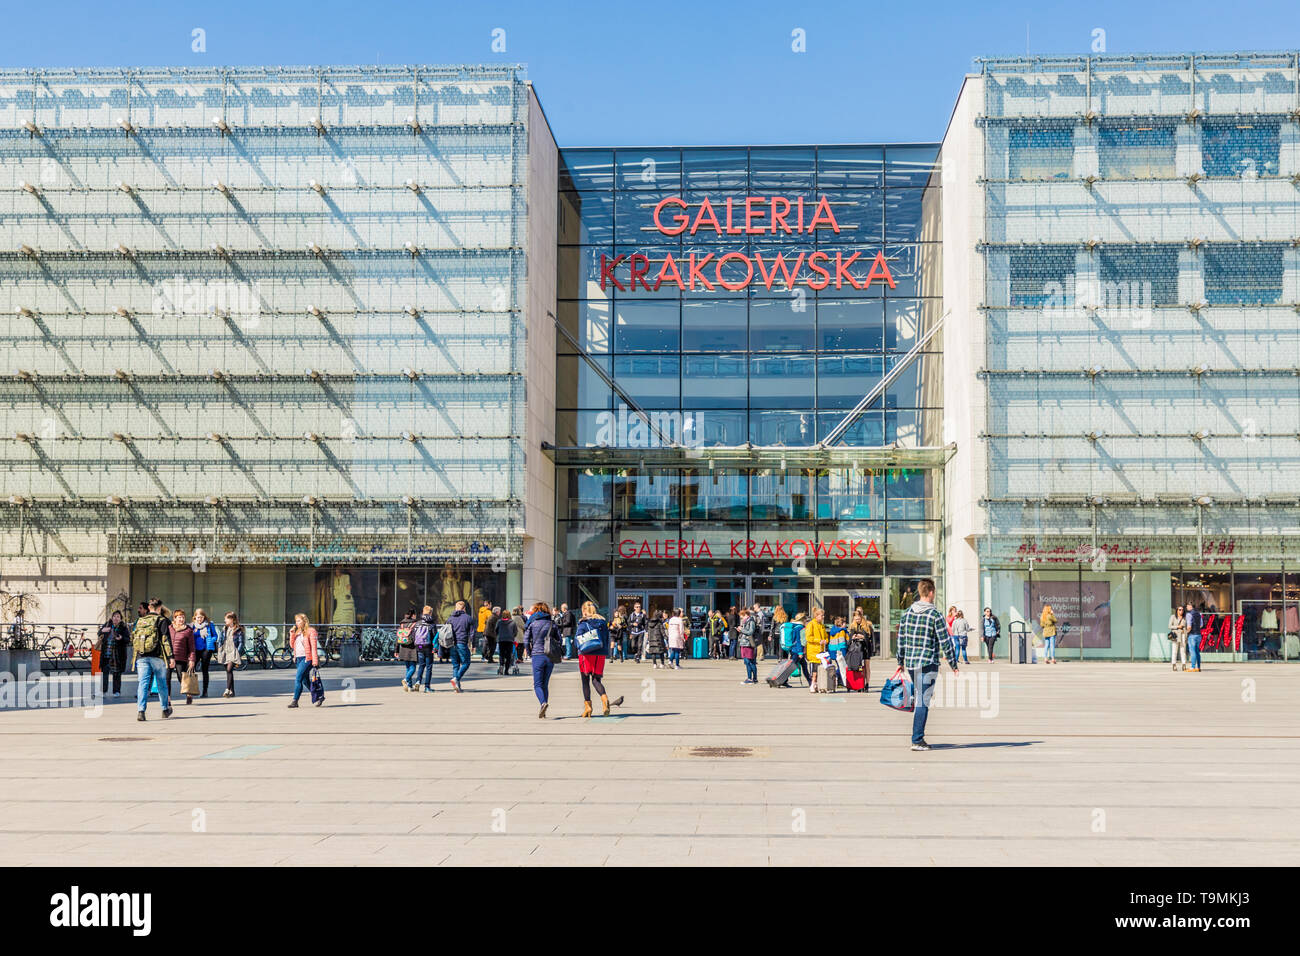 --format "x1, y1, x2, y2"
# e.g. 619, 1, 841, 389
133, 599, 174, 721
